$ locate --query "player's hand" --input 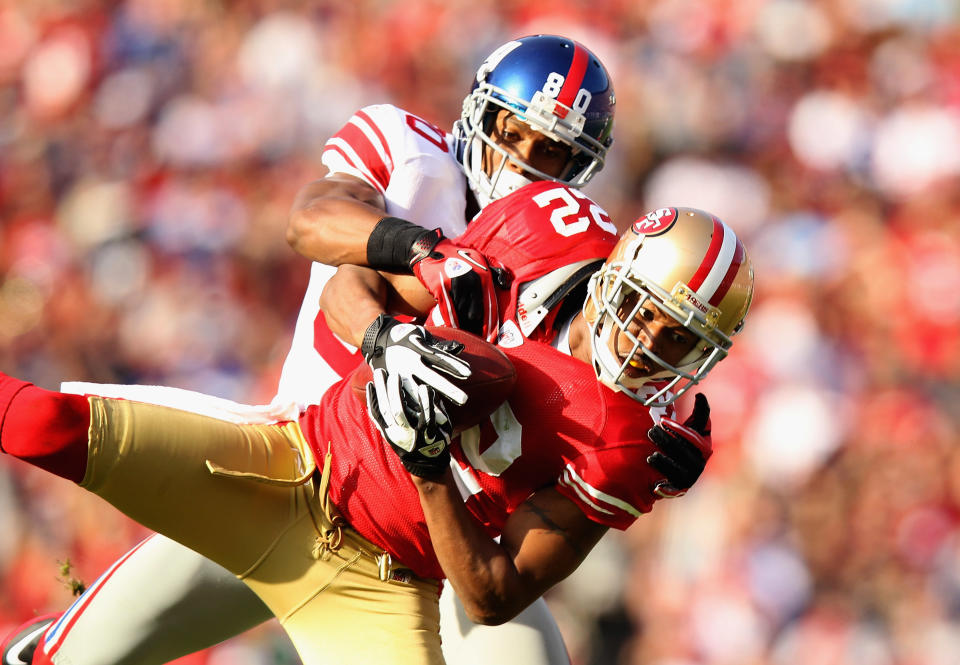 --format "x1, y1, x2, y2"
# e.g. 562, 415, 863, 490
647, 393, 713, 498
361, 314, 471, 406
366, 367, 453, 479
409, 229, 505, 343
